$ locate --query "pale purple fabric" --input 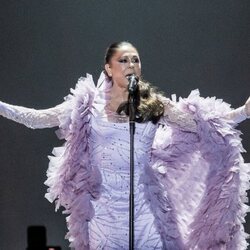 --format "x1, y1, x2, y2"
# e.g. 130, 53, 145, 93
151, 91, 250, 249
44, 72, 250, 249
88, 117, 162, 249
